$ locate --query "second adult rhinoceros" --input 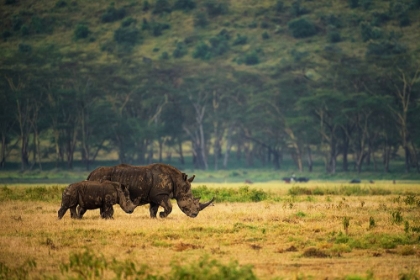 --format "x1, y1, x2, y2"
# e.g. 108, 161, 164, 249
87, 163, 214, 218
